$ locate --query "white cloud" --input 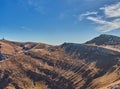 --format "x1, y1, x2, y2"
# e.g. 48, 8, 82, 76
87, 16, 108, 24
79, 2, 120, 32
100, 2, 120, 18
79, 11, 97, 20
87, 16, 120, 32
